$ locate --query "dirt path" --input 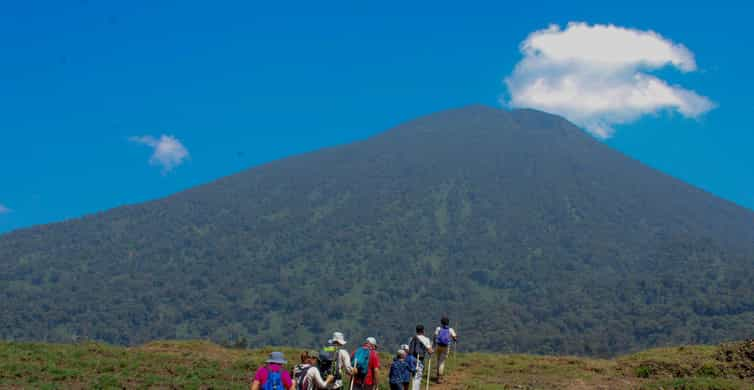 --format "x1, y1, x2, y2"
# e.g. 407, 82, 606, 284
422, 355, 471, 390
